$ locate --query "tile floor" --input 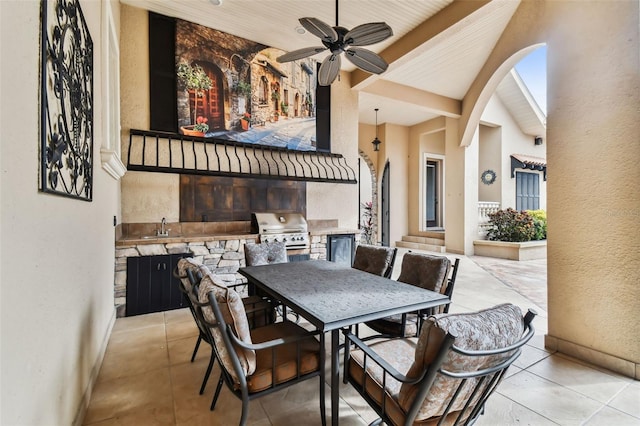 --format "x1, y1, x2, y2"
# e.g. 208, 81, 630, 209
84, 249, 640, 425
